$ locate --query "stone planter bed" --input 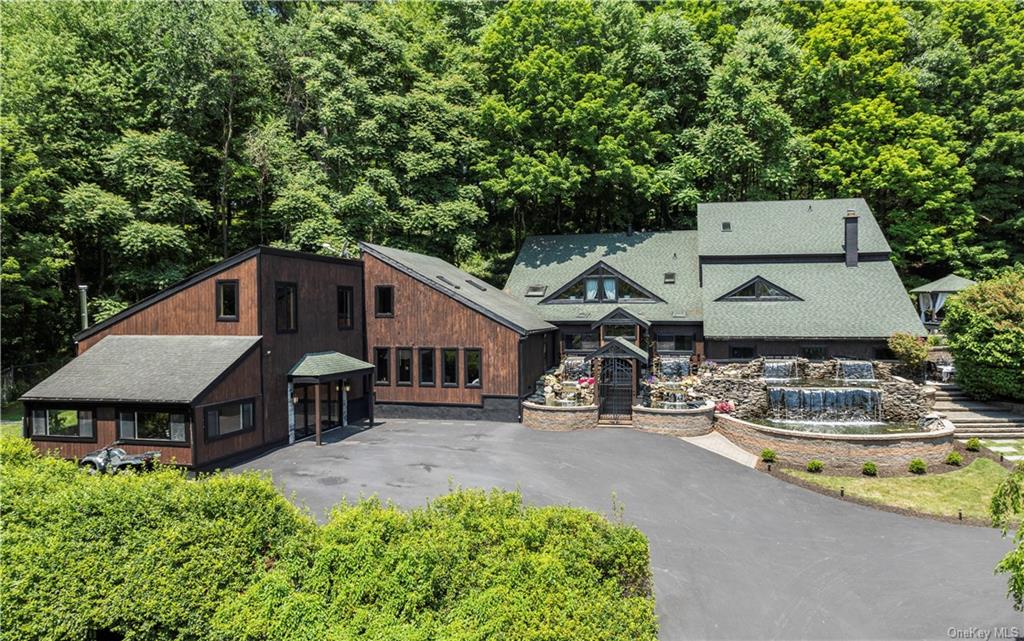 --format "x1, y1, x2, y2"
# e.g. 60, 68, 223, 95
521, 401, 598, 431
632, 401, 714, 437
714, 413, 956, 467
